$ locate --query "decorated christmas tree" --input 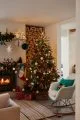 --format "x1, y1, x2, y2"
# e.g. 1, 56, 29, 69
24, 35, 59, 94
